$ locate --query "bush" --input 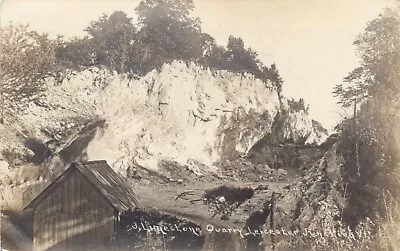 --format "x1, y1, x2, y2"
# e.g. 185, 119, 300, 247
287, 98, 309, 114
